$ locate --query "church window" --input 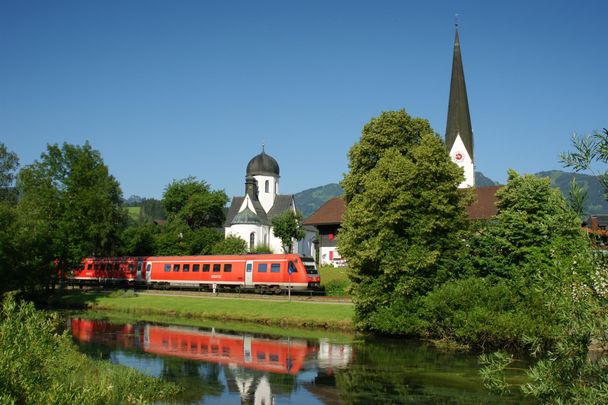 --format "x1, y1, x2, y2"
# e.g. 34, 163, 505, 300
265, 180, 269, 193
250, 232, 255, 250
